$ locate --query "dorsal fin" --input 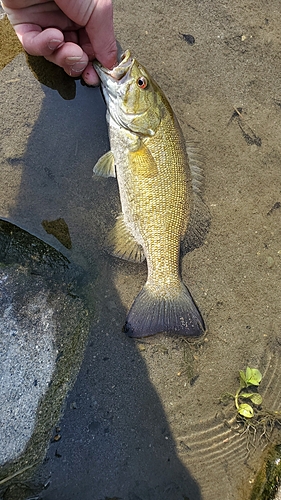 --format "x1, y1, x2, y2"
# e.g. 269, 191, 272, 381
186, 143, 205, 195
181, 142, 210, 254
